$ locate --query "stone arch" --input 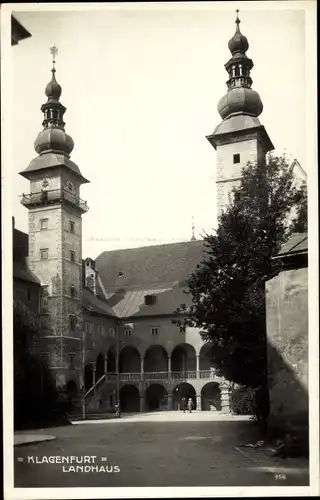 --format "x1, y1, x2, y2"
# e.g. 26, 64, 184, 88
119, 384, 140, 412
119, 346, 140, 373
84, 364, 94, 391
145, 384, 167, 411
172, 382, 196, 410
144, 345, 168, 373
199, 343, 219, 371
201, 382, 221, 411
107, 348, 116, 373
96, 352, 105, 381
171, 343, 196, 372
